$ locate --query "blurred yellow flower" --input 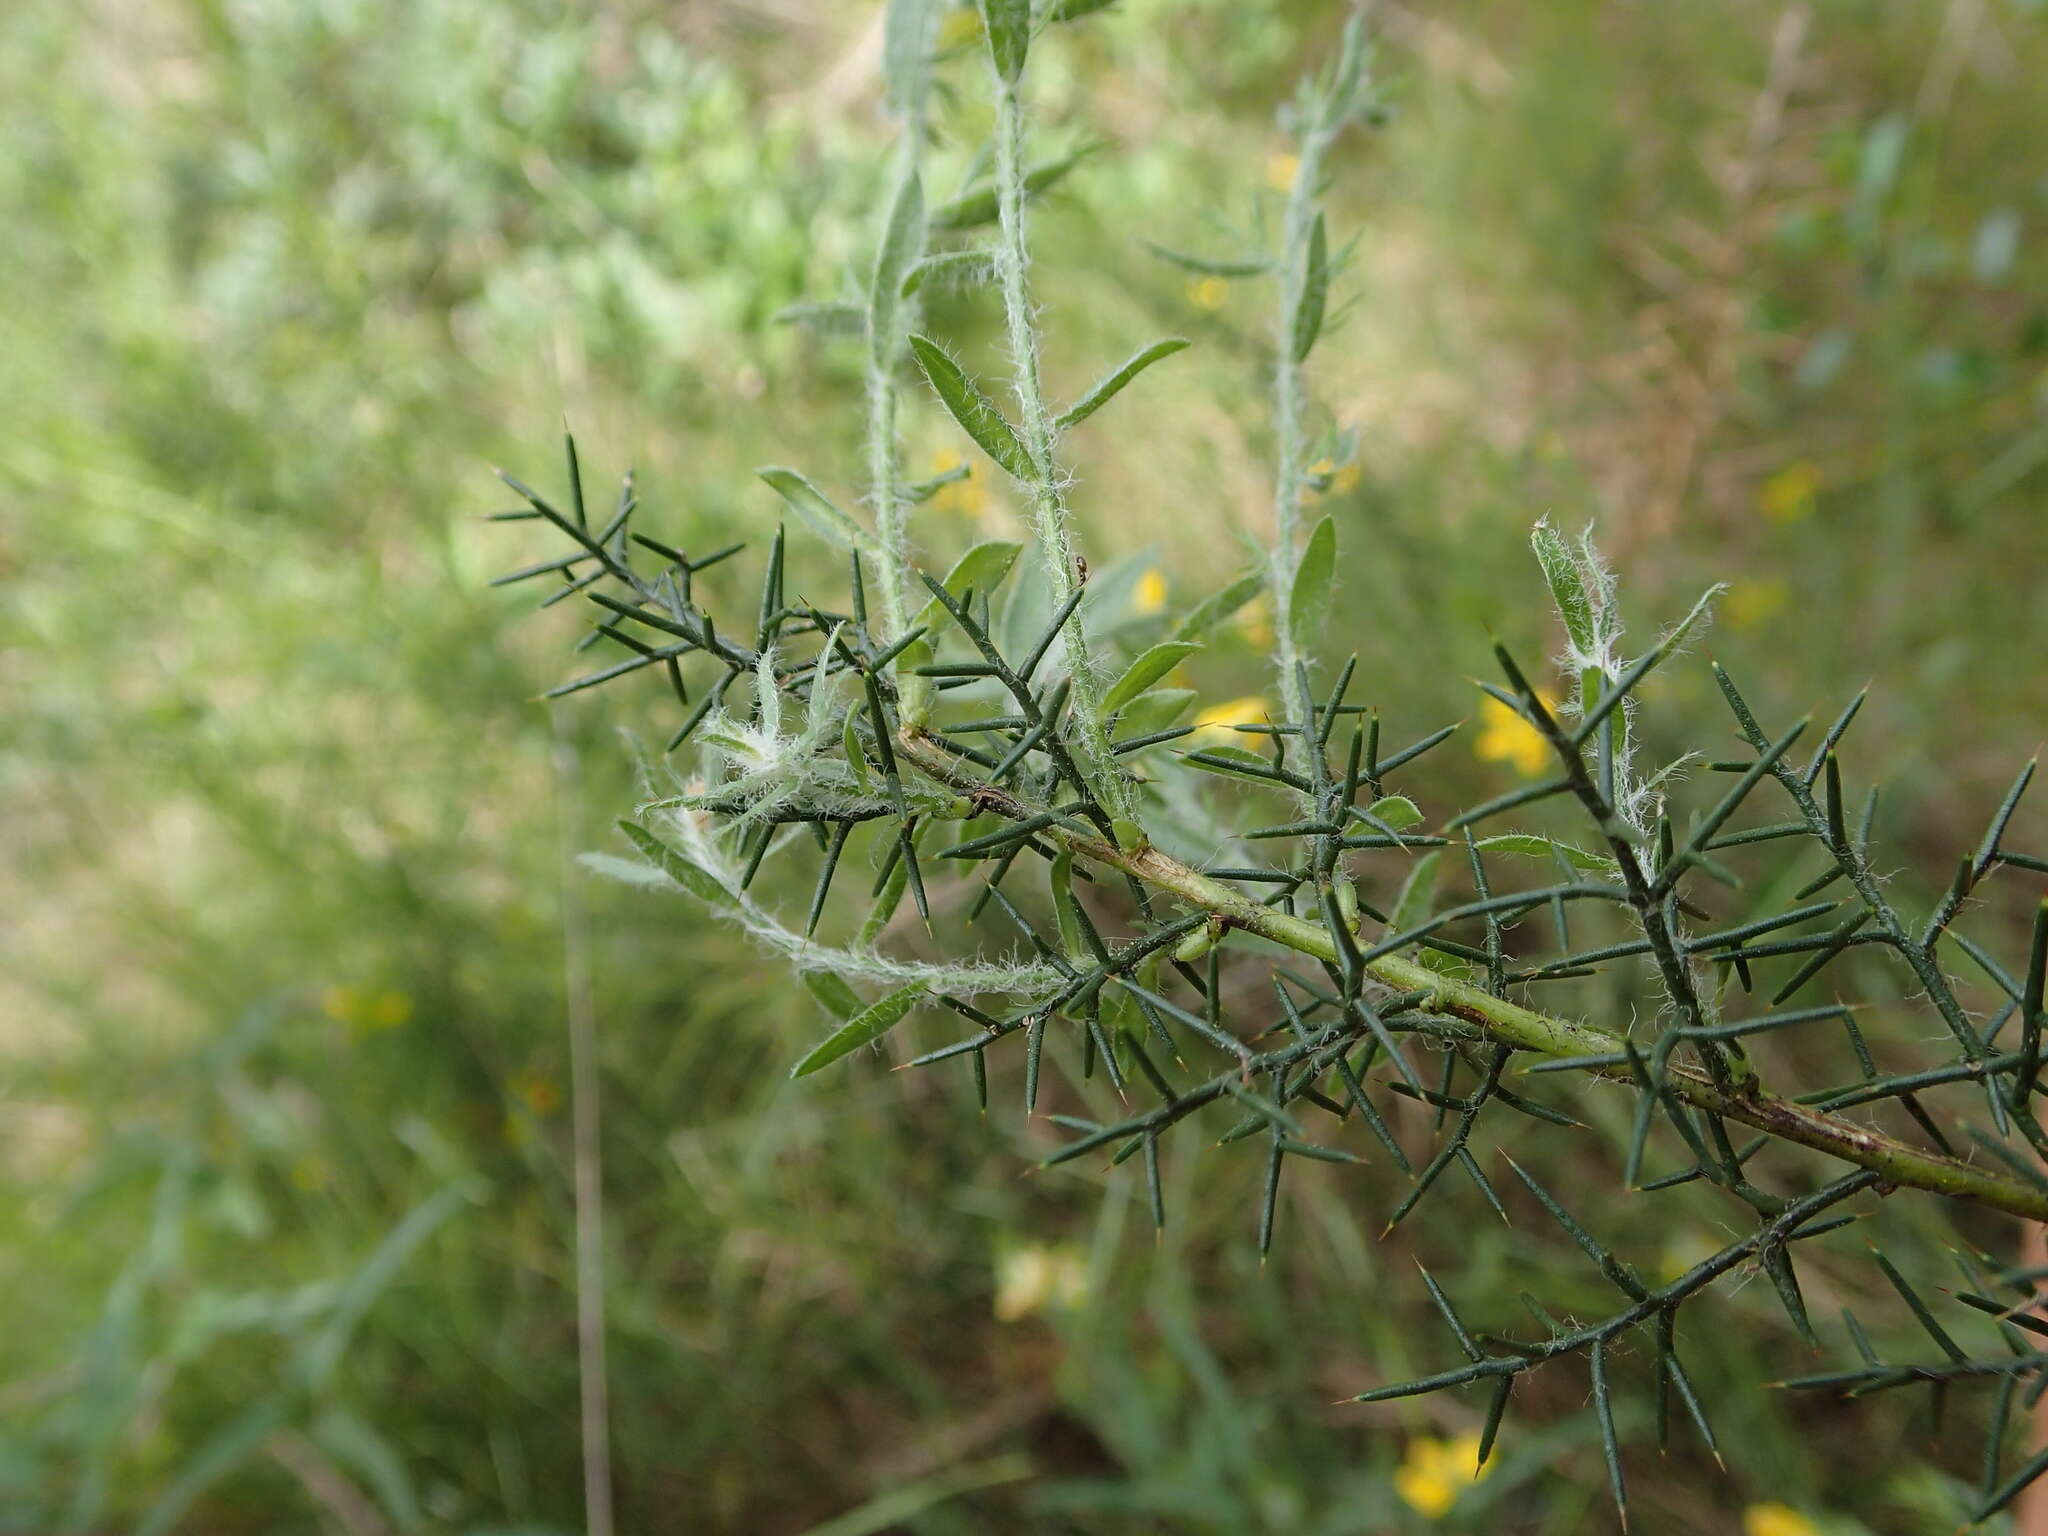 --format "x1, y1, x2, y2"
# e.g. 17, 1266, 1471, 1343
1724, 577, 1789, 631
1394, 1434, 1491, 1519
1475, 693, 1555, 777
1759, 461, 1821, 523
1305, 457, 1361, 498
513, 1071, 561, 1118
1266, 152, 1300, 191
1190, 695, 1268, 743
926, 451, 988, 520
994, 1243, 1088, 1321
1743, 1504, 1820, 1536
322, 985, 413, 1031
1186, 275, 1228, 311
1135, 568, 1168, 615
936, 8, 983, 49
